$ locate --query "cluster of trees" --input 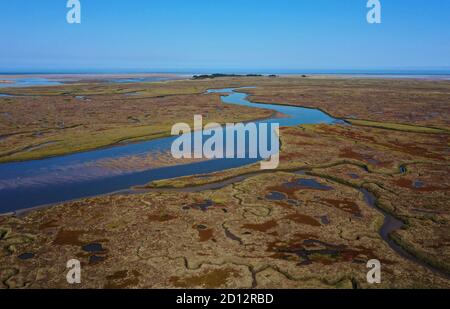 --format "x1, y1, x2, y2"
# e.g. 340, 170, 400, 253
192, 73, 278, 80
